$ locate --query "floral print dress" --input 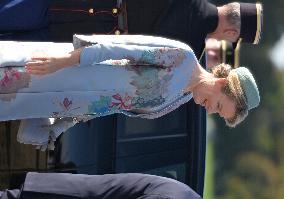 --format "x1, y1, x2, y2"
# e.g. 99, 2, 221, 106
0, 35, 197, 149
